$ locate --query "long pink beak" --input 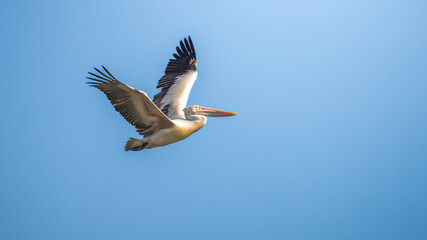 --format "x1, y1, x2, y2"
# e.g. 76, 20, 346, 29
195, 107, 238, 117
